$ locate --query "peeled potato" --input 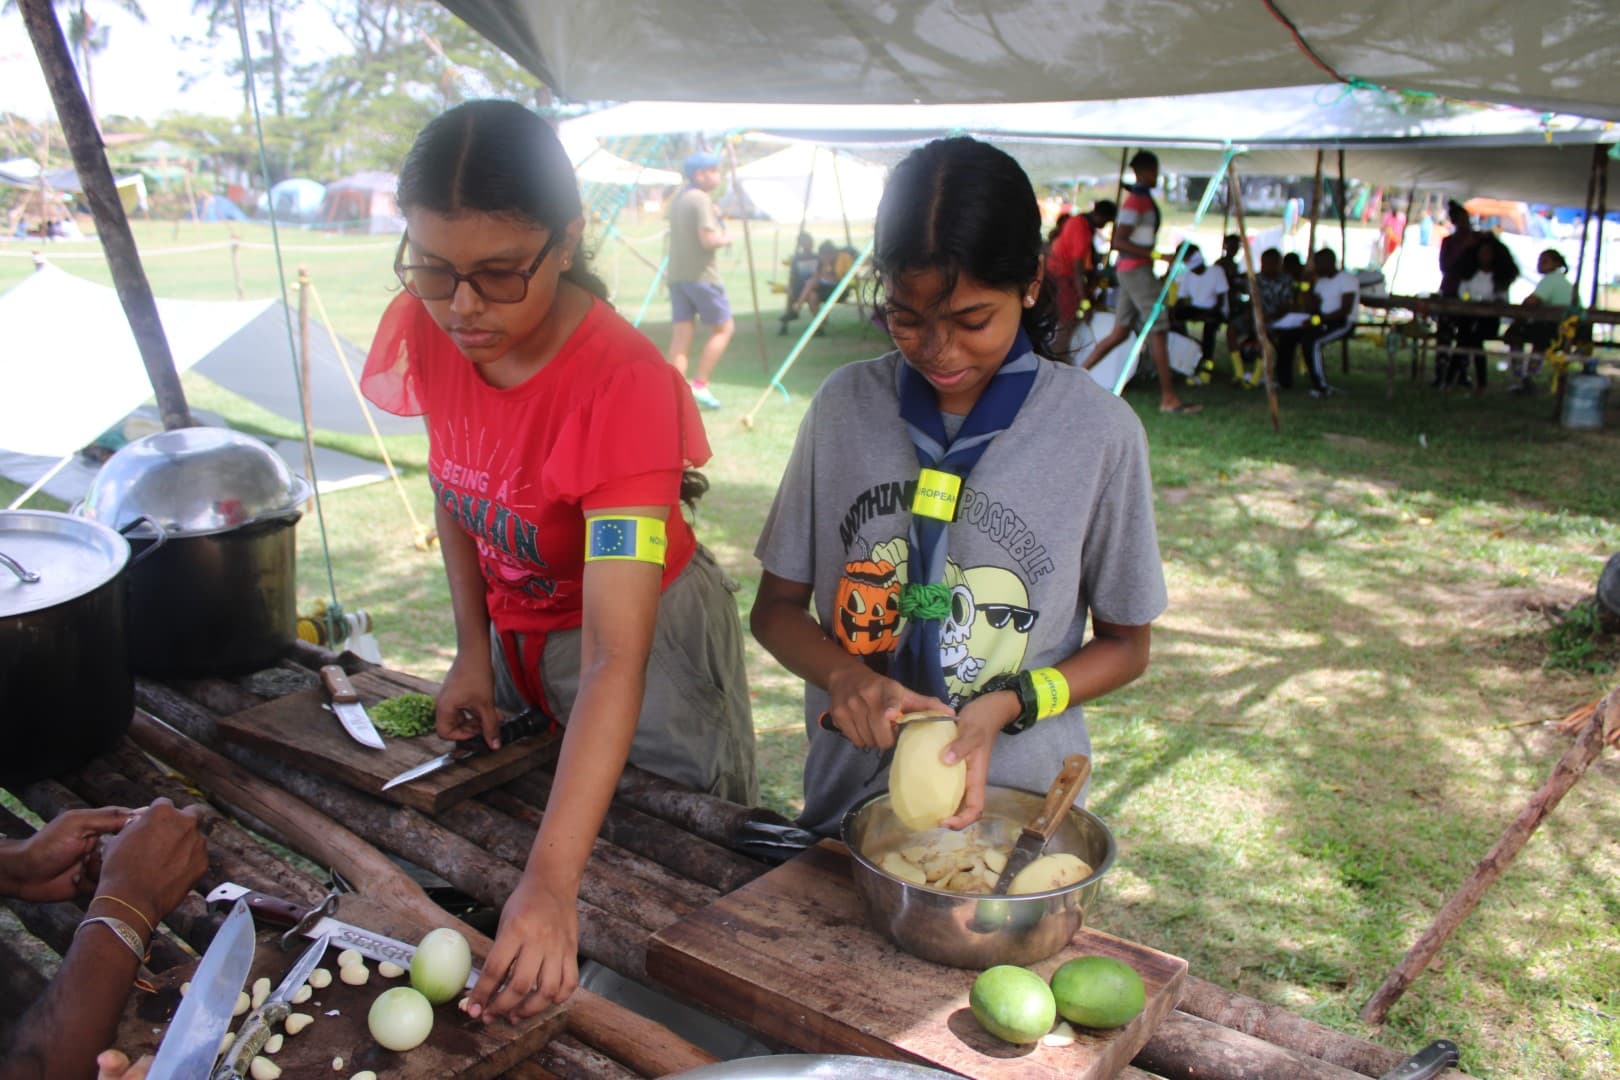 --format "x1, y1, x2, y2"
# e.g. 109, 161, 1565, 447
877, 851, 928, 886
888, 721, 966, 831
1008, 852, 1093, 895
